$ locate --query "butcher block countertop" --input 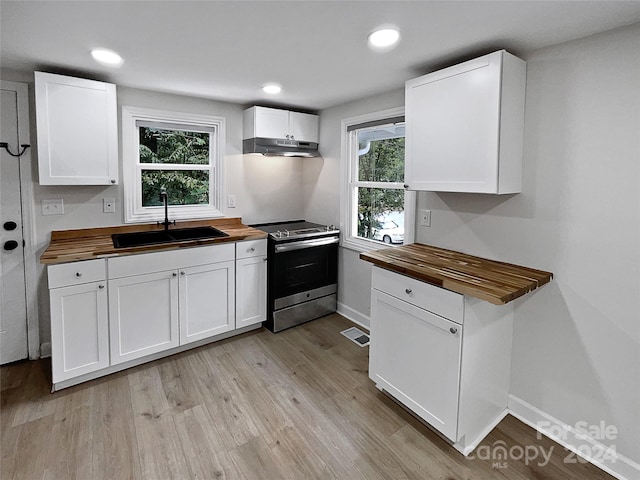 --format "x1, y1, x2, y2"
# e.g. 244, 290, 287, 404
40, 217, 267, 265
360, 243, 553, 305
